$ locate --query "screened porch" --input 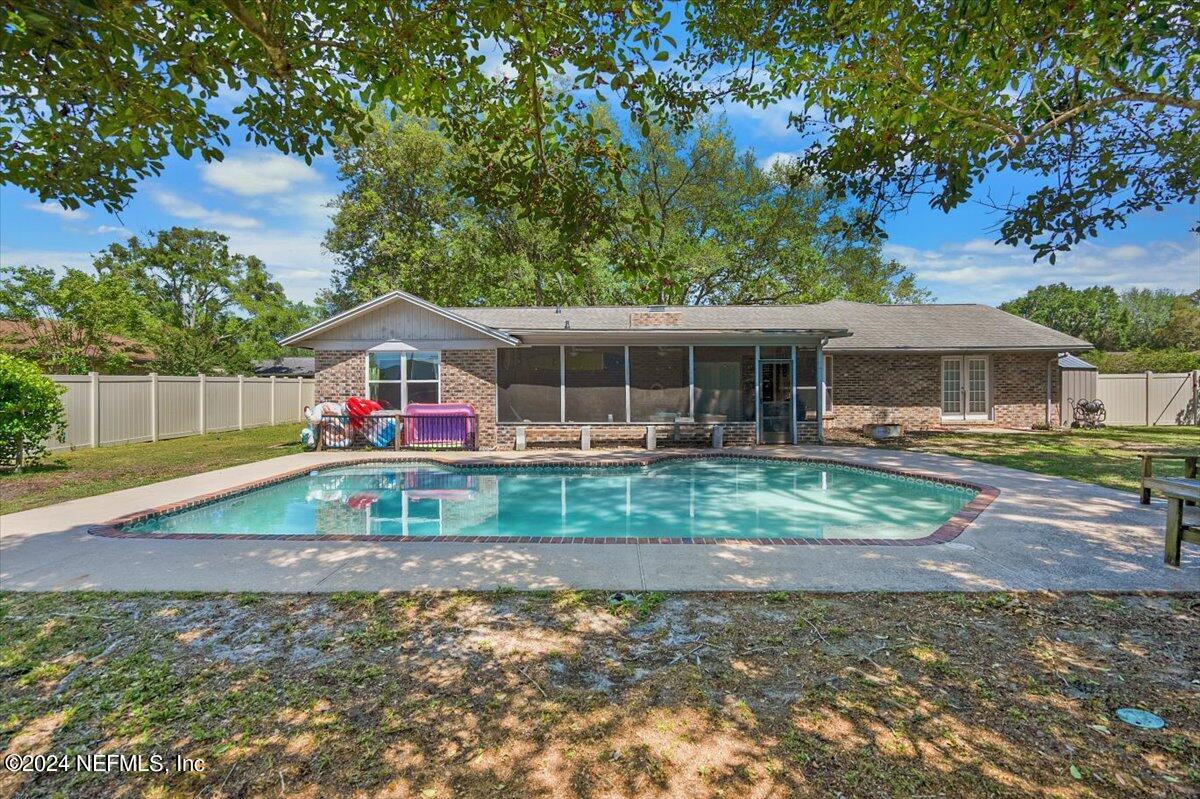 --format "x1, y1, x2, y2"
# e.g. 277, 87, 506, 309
496, 344, 828, 445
